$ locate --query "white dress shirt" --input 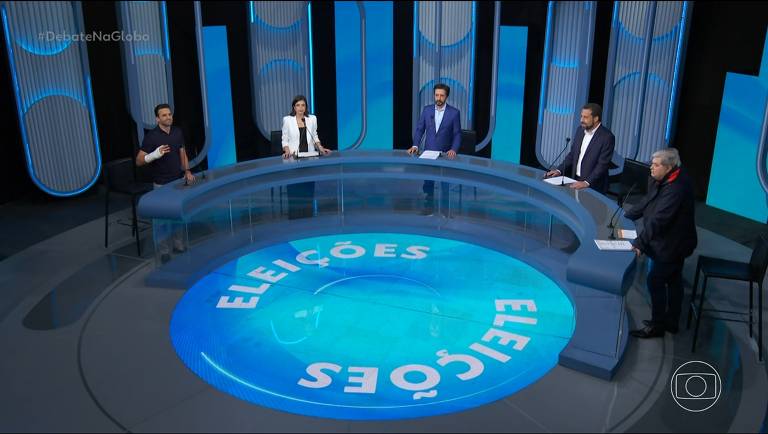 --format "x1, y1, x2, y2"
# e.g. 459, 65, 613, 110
576, 123, 601, 178
434, 105, 446, 133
